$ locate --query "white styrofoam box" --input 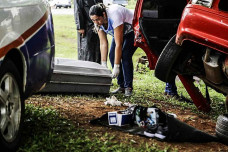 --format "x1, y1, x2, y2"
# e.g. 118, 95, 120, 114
108, 111, 132, 126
